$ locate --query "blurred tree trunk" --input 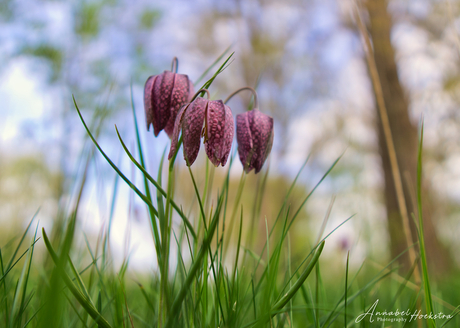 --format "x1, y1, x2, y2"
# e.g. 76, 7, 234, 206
365, 0, 453, 275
